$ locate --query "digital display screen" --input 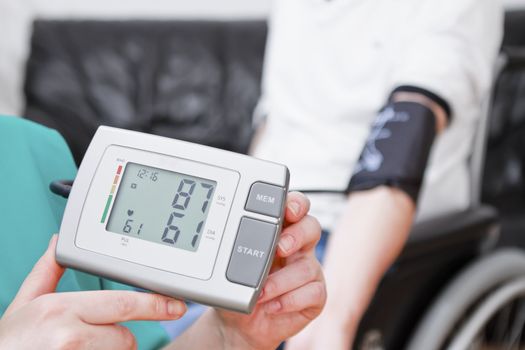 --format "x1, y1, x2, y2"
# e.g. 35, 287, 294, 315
106, 163, 216, 252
